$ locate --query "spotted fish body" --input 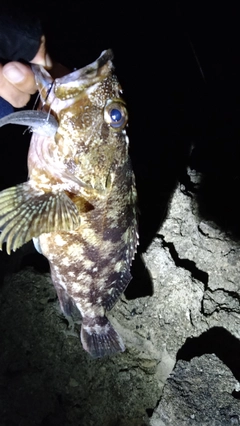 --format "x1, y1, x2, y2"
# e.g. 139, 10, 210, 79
0, 50, 138, 357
